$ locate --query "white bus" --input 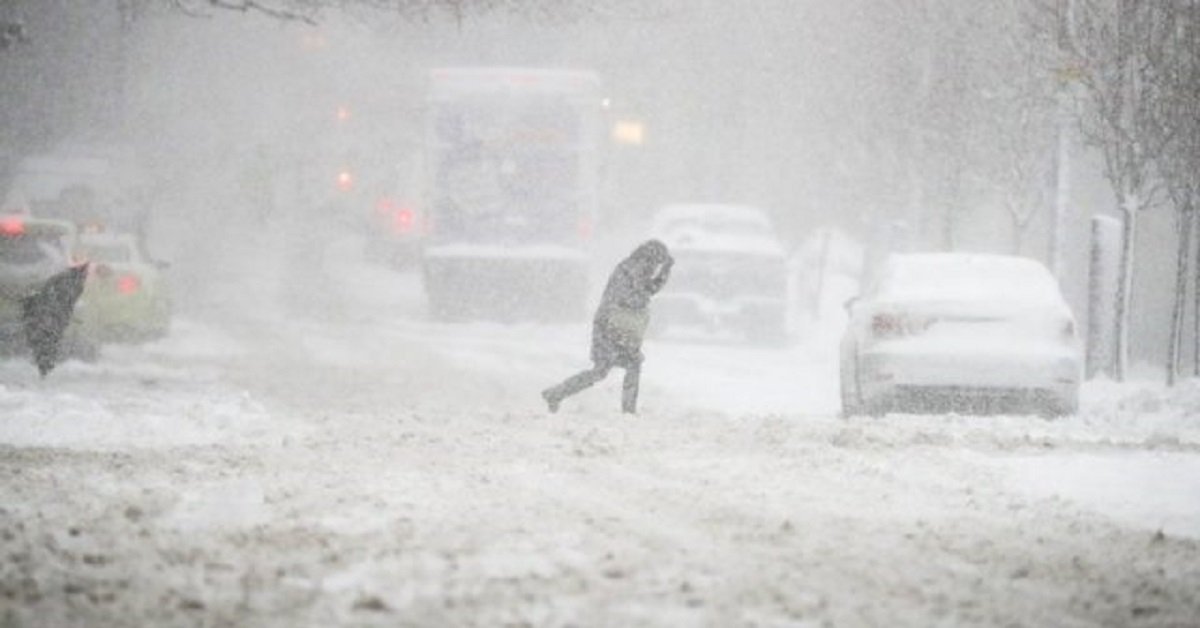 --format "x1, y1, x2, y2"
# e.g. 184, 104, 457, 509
422, 67, 601, 321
